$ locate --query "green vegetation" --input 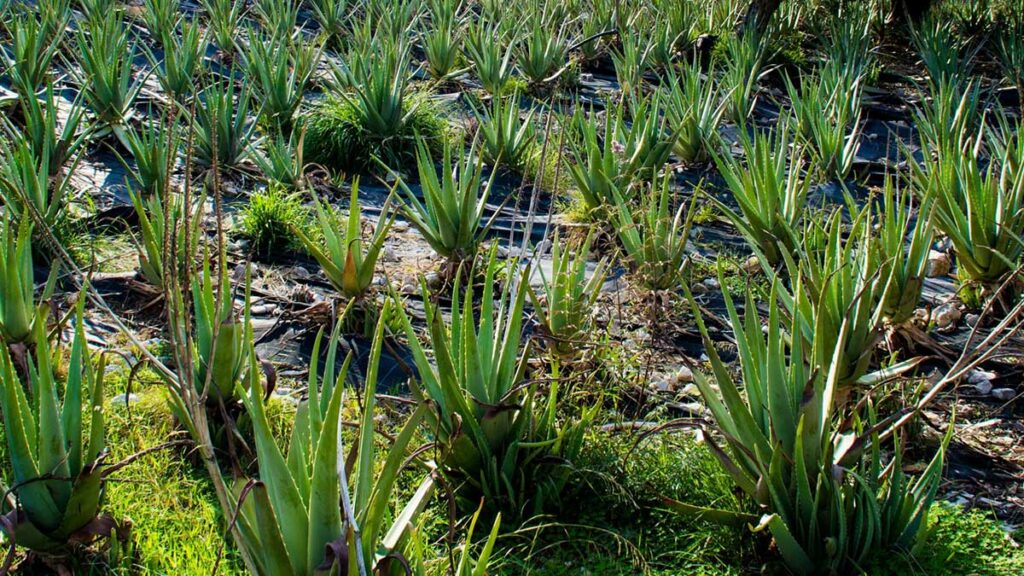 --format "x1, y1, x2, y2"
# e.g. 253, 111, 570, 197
2, 0, 1024, 574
